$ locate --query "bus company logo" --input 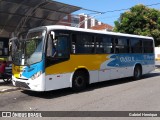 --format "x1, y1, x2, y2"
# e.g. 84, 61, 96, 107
2, 112, 11, 117
144, 55, 154, 60
120, 56, 135, 63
